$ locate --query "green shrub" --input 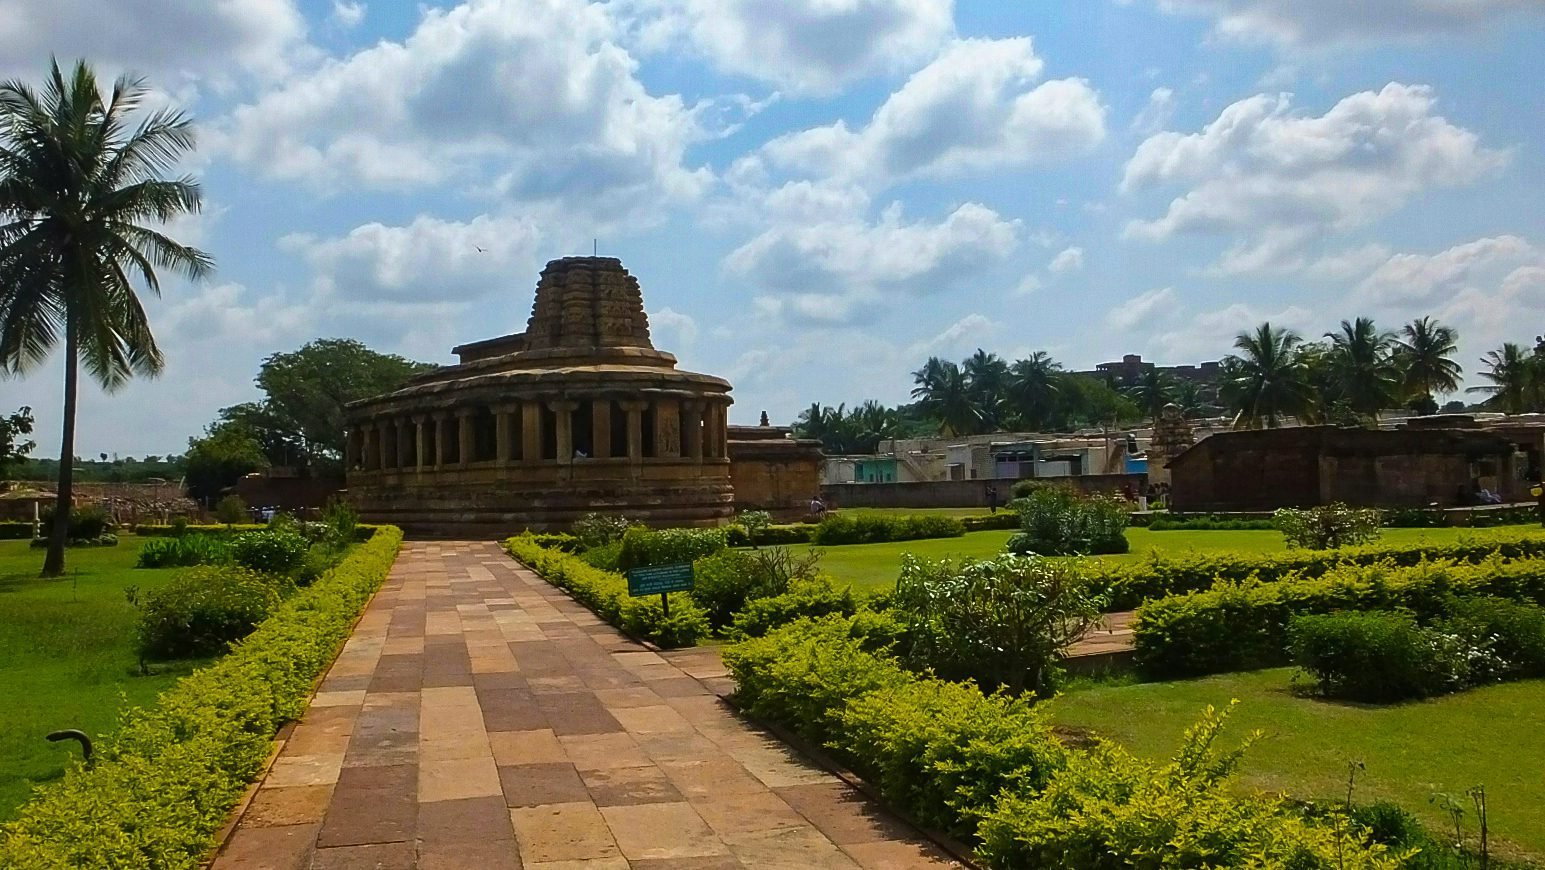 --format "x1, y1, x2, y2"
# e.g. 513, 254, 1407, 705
1276, 502, 1383, 549
735, 510, 773, 546
975, 704, 1402, 869
1147, 515, 1278, 531
230, 529, 310, 576
810, 513, 965, 546
1096, 528, 1545, 610
617, 526, 727, 570
133, 523, 270, 537
214, 494, 248, 525
1006, 488, 1128, 556
728, 576, 857, 639
320, 498, 359, 547
135, 566, 289, 660
892, 553, 1105, 695
1, 527, 402, 868
529, 532, 582, 552
1442, 596, 1545, 679
726, 523, 814, 547
691, 547, 820, 629
579, 541, 622, 571
1288, 612, 1469, 702
40, 503, 112, 540
0, 520, 35, 539
505, 534, 709, 647
1383, 506, 1446, 528
572, 512, 633, 549
837, 679, 1066, 836
961, 513, 1020, 531
295, 545, 347, 586
137, 534, 231, 568
1131, 556, 1545, 678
